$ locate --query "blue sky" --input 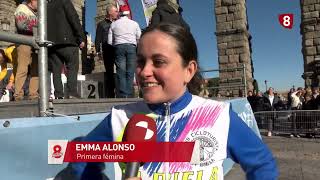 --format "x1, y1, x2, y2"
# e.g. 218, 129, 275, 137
86, 0, 304, 91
